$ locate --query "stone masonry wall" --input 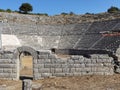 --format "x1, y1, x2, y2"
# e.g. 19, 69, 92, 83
0, 50, 115, 80
34, 51, 114, 80
0, 50, 114, 80
0, 52, 18, 80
